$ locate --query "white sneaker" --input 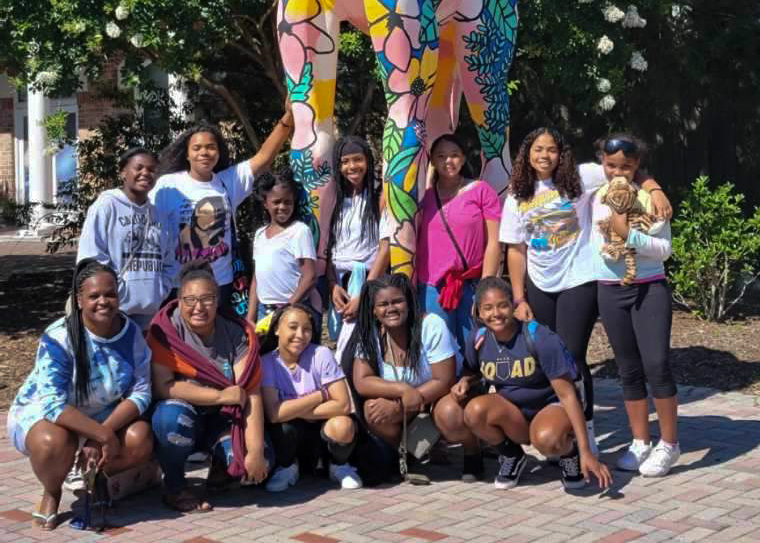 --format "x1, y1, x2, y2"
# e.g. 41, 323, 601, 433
63, 467, 86, 492
639, 440, 680, 477
329, 463, 363, 490
616, 439, 652, 471
586, 421, 599, 458
265, 463, 299, 492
